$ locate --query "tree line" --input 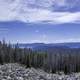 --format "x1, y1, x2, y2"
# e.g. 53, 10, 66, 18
0, 40, 80, 74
